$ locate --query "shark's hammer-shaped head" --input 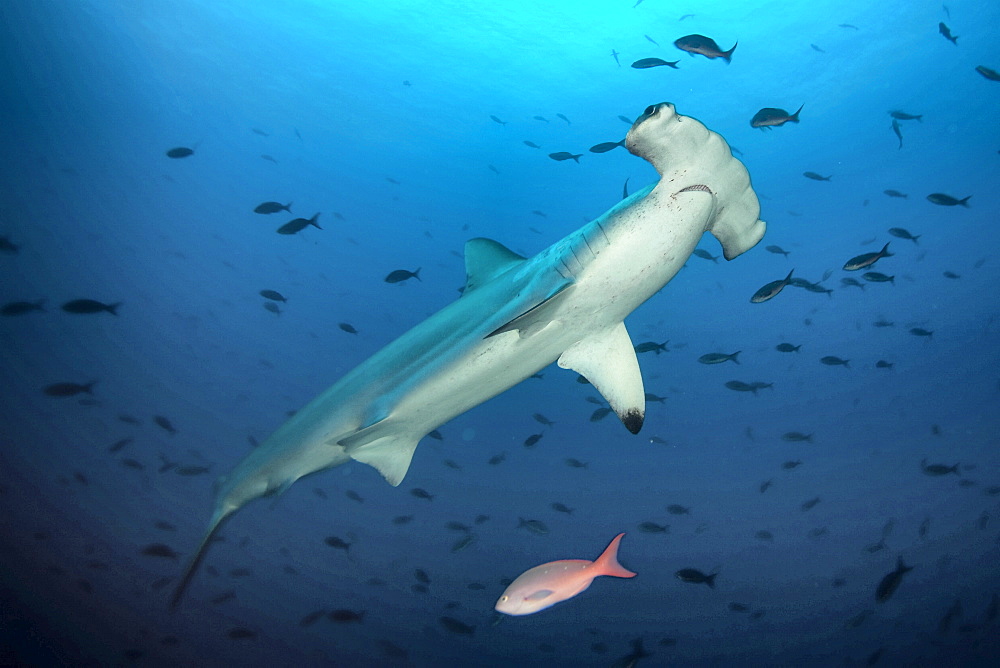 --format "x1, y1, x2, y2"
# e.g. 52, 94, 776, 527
625, 102, 766, 260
